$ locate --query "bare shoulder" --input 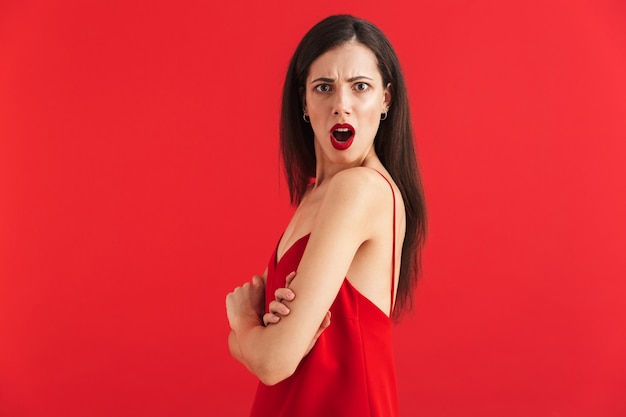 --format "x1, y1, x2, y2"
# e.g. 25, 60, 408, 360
325, 166, 393, 204
316, 167, 397, 237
